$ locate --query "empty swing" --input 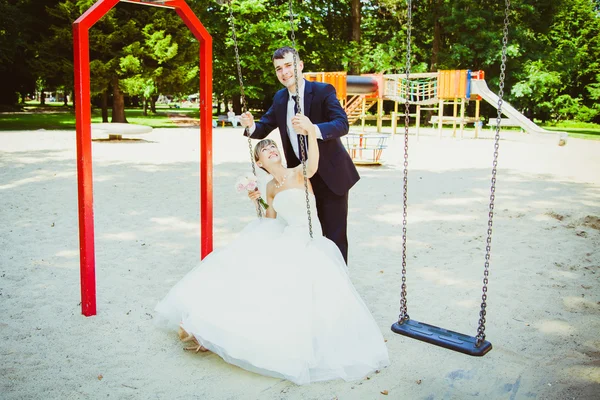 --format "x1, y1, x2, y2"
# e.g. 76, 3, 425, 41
390, 0, 511, 357
225, 0, 315, 236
